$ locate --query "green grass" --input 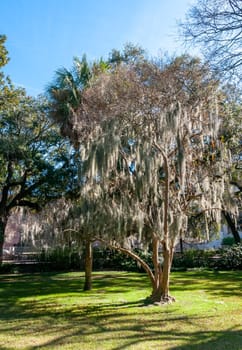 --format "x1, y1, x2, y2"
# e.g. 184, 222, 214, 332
0, 270, 241, 349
